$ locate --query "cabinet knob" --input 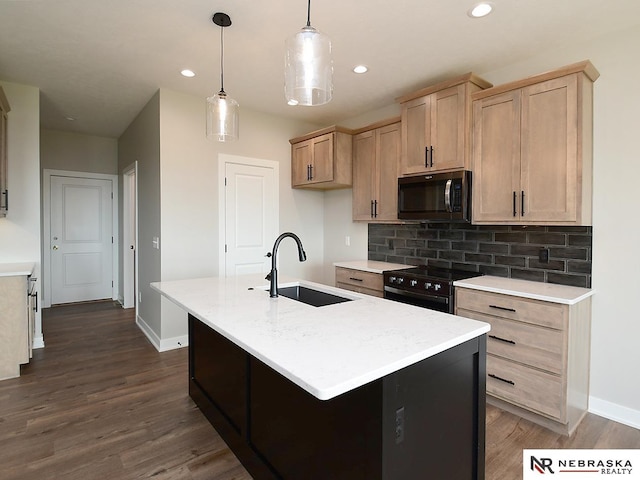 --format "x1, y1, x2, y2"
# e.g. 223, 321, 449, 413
52, 245, 59, 250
